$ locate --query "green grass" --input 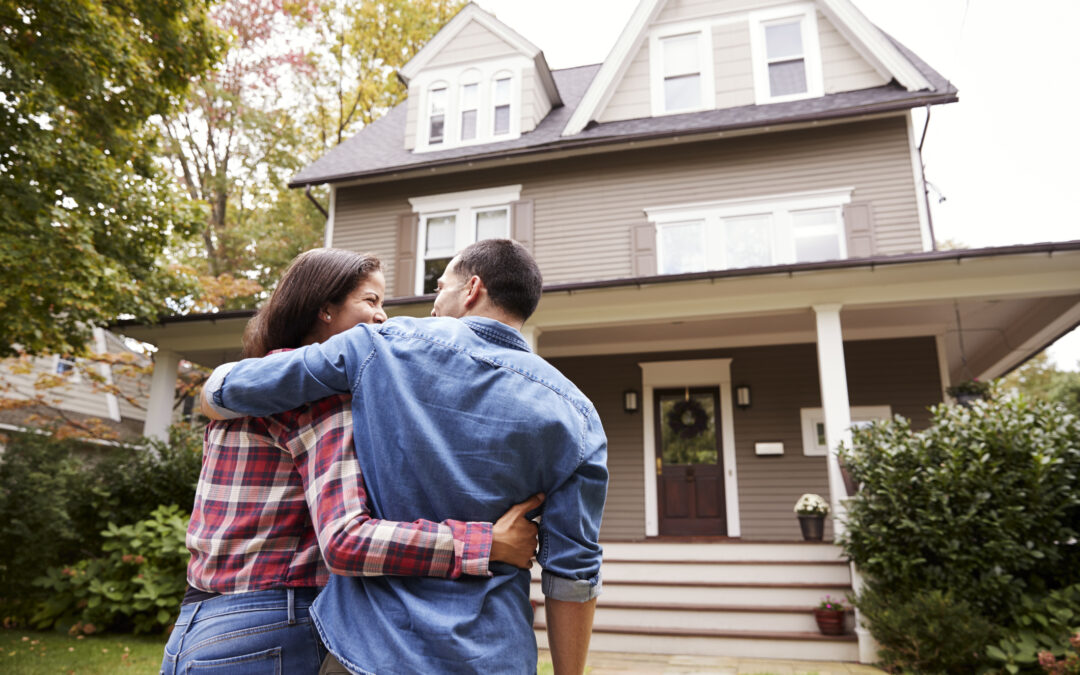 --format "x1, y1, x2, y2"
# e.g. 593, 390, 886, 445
0, 629, 168, 674
2, 629, 562, 673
